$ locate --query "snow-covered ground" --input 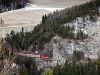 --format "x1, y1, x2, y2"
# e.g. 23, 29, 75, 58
24, 4, 64, 11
